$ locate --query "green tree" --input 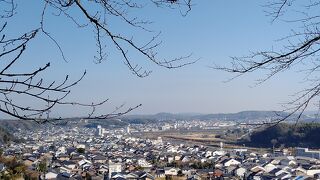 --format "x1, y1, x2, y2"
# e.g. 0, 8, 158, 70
77, 148, 85, 154
2, 135, 10, 145
0, 157, 27, 179
37, 159, 48, 179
